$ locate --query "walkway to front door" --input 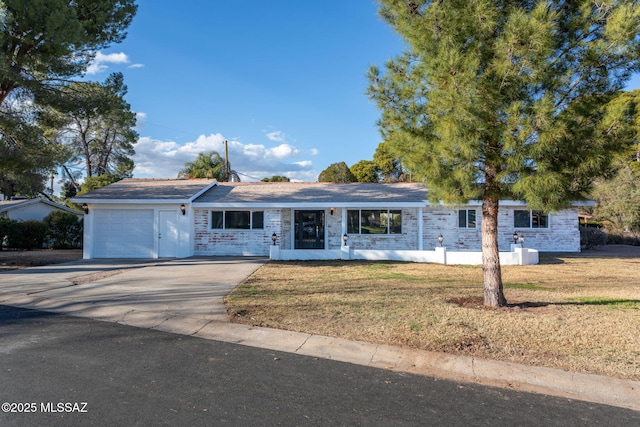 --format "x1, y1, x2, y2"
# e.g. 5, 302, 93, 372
294, 210, 325, 249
